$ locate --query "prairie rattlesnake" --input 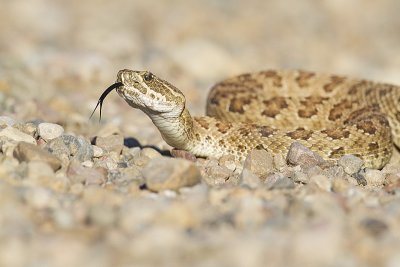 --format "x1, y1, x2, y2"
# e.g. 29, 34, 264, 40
92, 69, 400, 169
